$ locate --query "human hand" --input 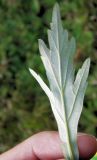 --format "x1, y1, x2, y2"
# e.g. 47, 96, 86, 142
0, 131, 97, 160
